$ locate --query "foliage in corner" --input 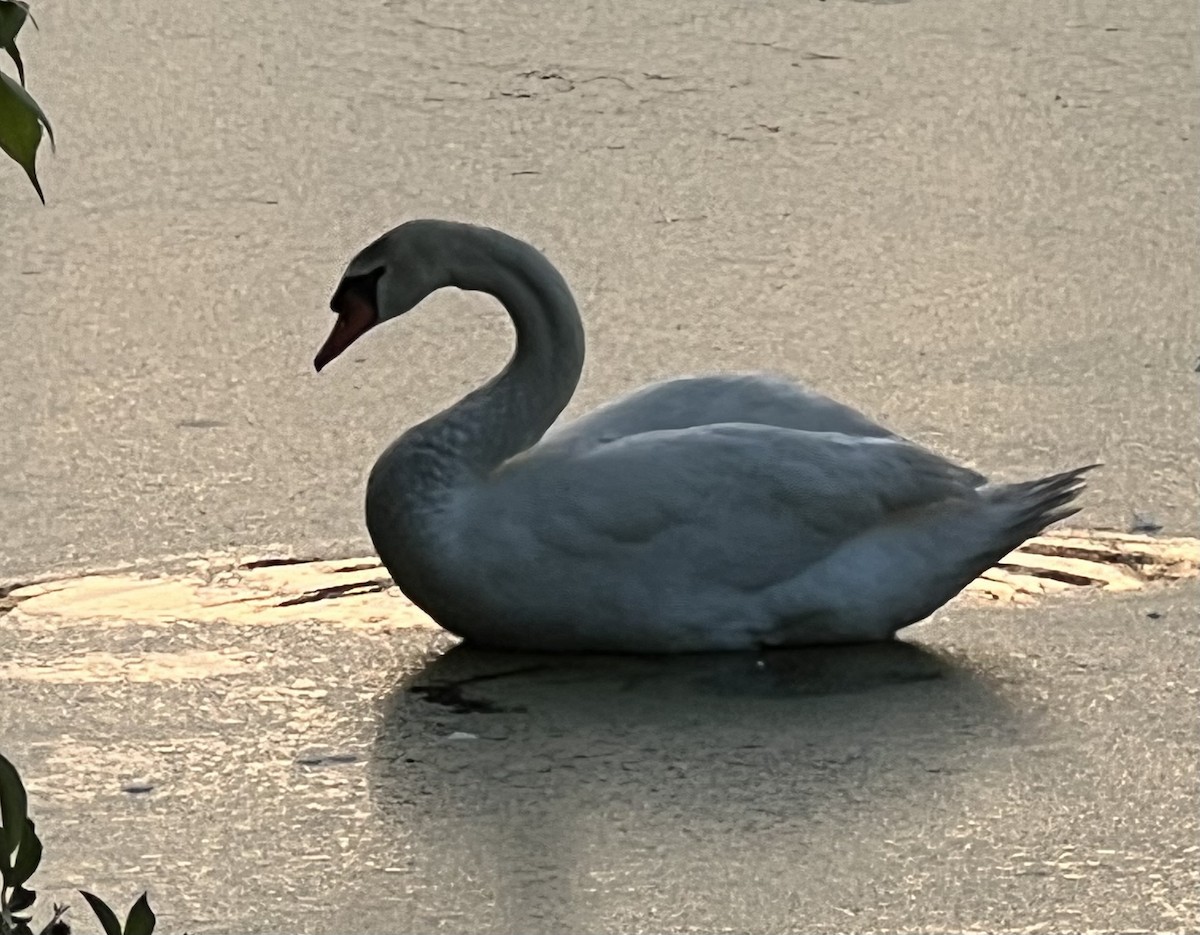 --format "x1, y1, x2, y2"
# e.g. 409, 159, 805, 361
1, 752, 156, 935
0, 0, 54, 202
